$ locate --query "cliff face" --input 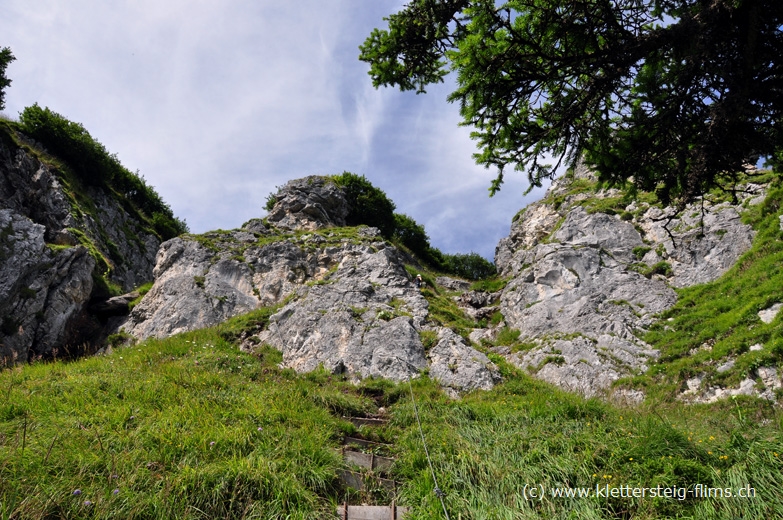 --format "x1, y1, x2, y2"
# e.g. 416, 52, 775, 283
0, 125, 160, 363
121, 176, 501, 395
492, 164, 764, 399
119, 170, 777, 398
